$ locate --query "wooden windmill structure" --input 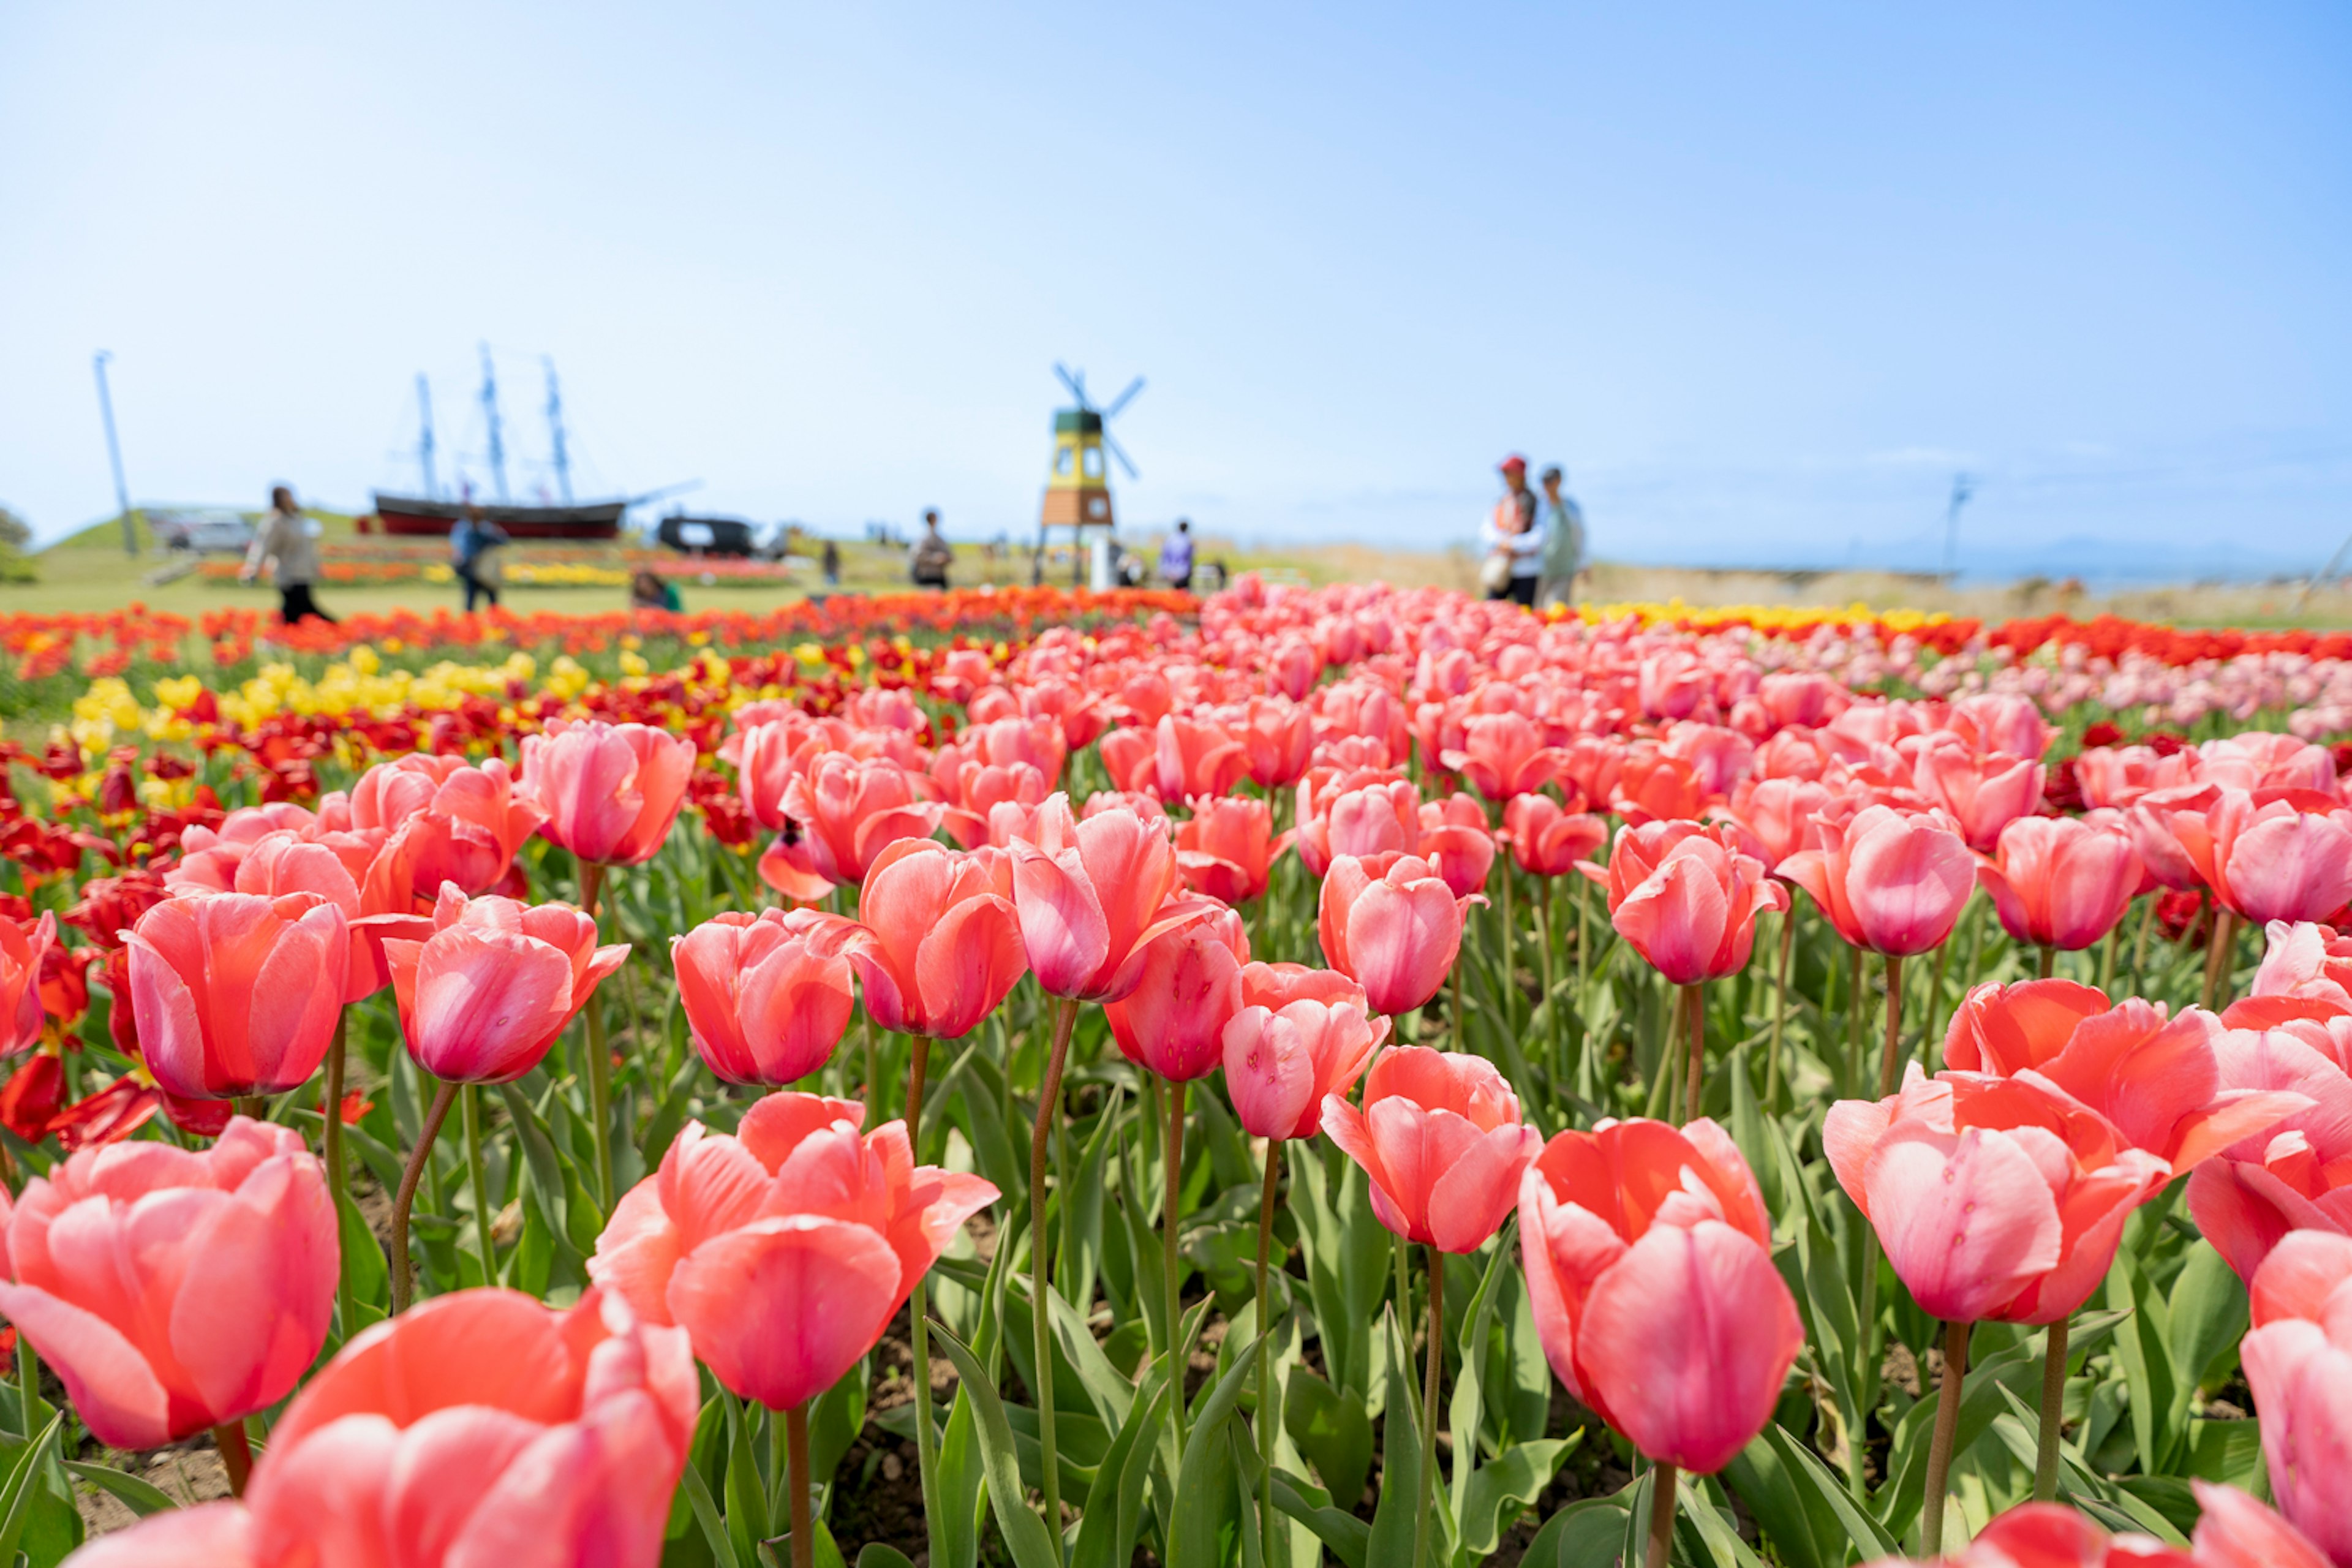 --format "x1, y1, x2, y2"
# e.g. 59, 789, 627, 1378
1033, 364, 1143, 587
